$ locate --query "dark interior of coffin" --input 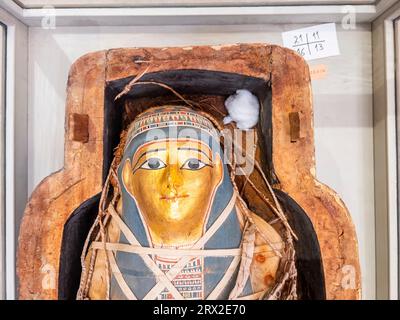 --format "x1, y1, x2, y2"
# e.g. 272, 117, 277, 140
58, 69, 326, 300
